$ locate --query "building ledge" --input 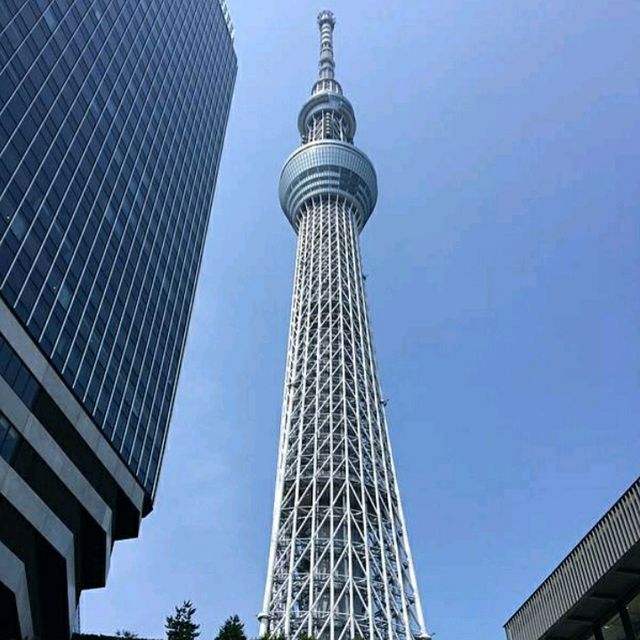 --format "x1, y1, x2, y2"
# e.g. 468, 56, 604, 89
505, 477, 640, 640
